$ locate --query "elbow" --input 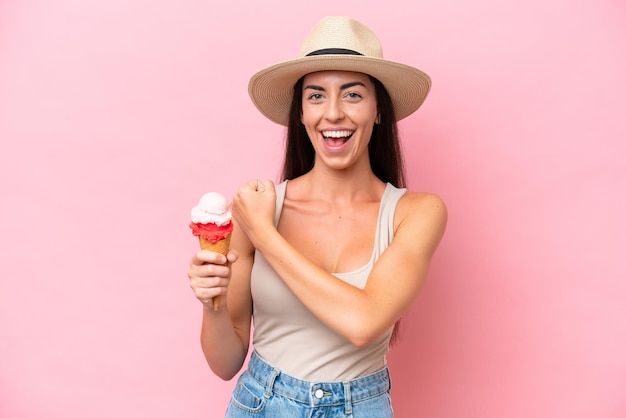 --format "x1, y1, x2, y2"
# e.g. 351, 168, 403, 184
210, 365, 239, 382
345, 323, 384, 348
350, 337, 374, 349
204, 352, 246, 382
348, 334, 381, 348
